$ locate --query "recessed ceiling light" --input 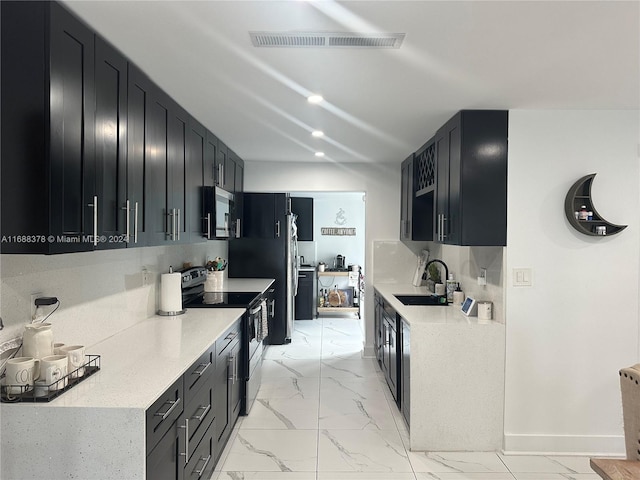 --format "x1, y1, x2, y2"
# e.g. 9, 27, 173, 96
314, 152, 325, 157
307, 95, 323, 104
311, 130, 324, 138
